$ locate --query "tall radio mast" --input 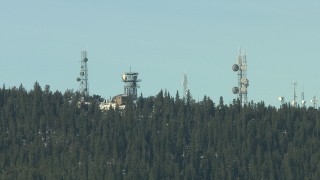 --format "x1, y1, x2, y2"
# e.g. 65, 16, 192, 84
76, 50, 89, 97
291, 81, 297, 107
182, 70, 189, 99
301, 87, 306, 107
232, 48, 249, 106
